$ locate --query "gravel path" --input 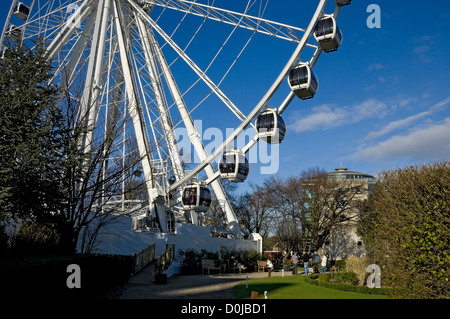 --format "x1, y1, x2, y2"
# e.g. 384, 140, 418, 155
112, 264, 293, 299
